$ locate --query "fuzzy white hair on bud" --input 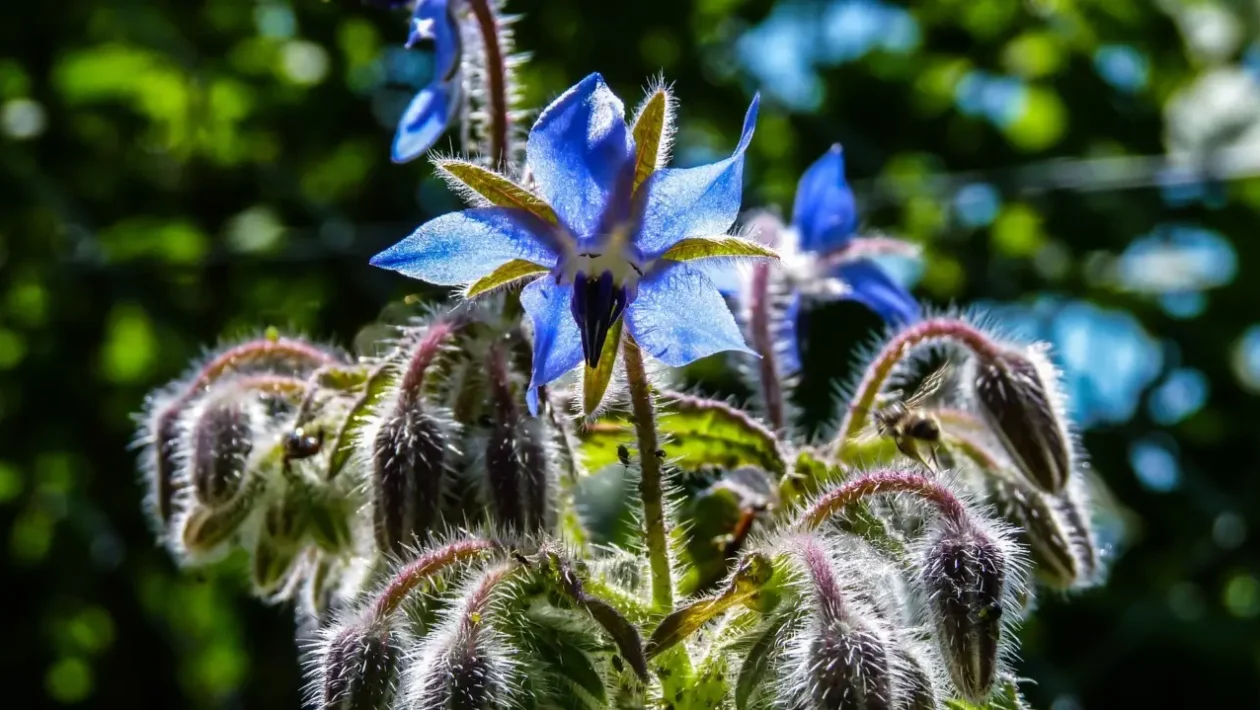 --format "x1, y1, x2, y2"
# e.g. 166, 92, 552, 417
400, 564, 518, 710
913, 515, 1029, 705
